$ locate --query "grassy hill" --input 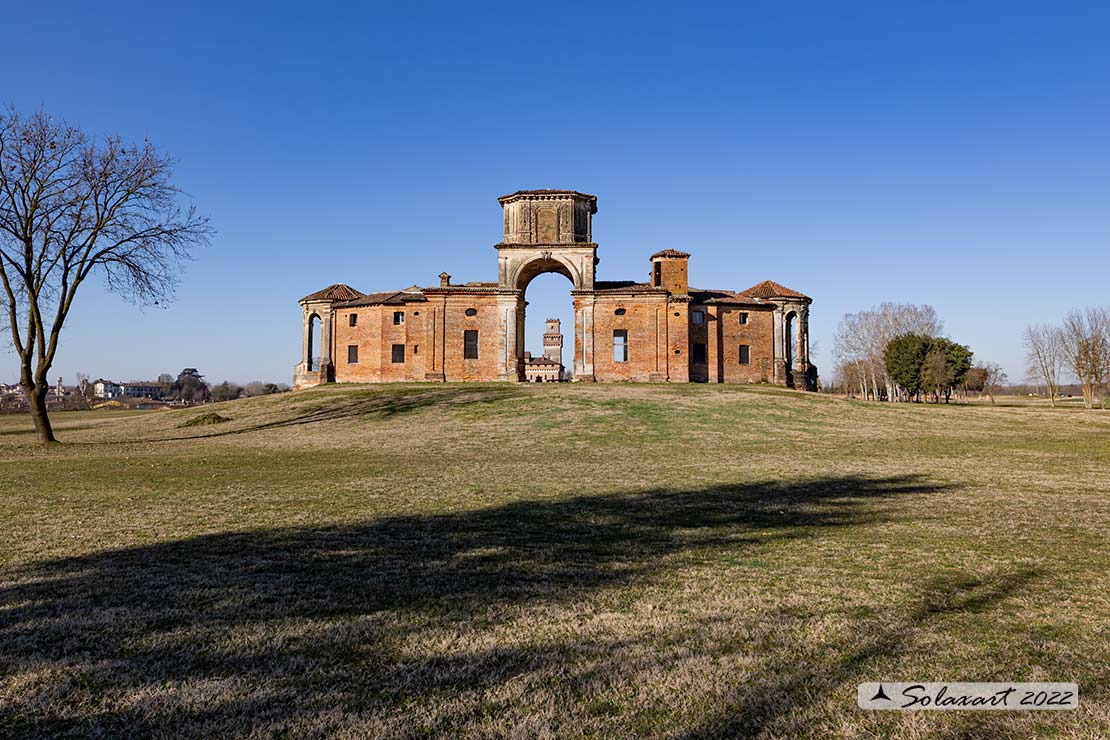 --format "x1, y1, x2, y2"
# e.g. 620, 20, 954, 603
1, 384, 1108, 738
